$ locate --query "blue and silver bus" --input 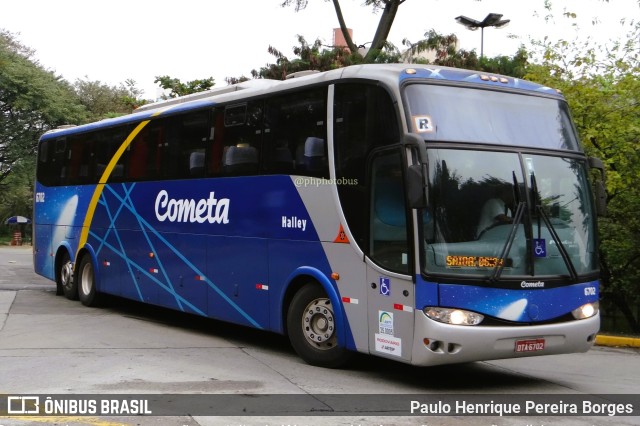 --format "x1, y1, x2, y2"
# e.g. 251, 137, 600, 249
34, 64, 604, 367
